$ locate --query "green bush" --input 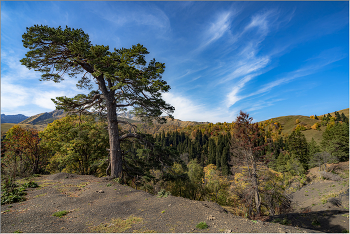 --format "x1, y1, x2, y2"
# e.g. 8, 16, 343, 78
1, 186, 27, 205
1, 180, 40, 205
22, 181, 39, 188
157, 189, 171, 198
196, 222, 208, 229
52, 210, 69, 218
